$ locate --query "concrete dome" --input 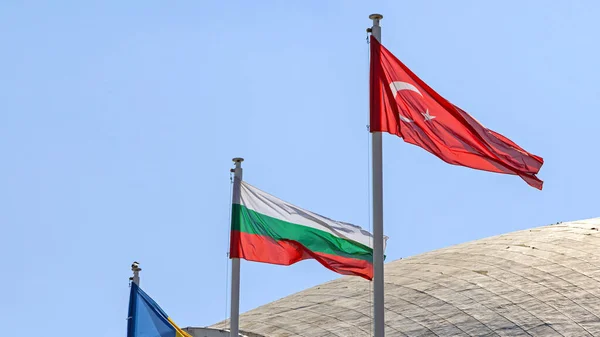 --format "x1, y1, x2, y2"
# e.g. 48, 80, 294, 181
212, 218, 600, 336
